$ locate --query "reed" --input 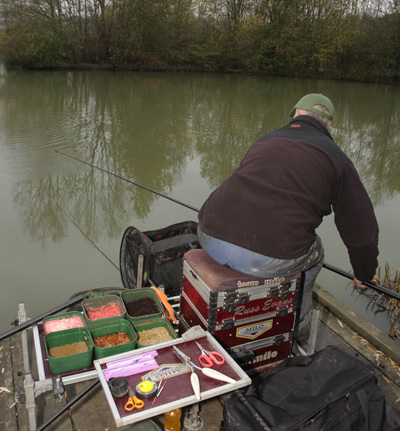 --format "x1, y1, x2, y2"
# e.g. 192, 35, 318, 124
355, 265, 400, 339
